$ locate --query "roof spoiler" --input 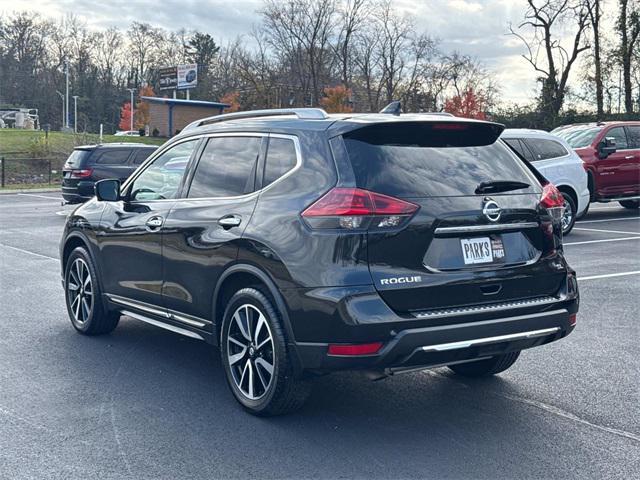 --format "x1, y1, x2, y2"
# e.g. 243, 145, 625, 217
182, 108, 329, 132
